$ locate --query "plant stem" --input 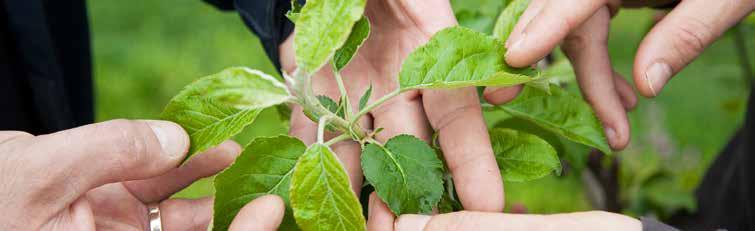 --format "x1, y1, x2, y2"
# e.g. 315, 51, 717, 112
324, 134, 351, 146
291, 68, 369, 140
333, 70, 353, 120
351, 89, 402, 125
317, 115, 332, 144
